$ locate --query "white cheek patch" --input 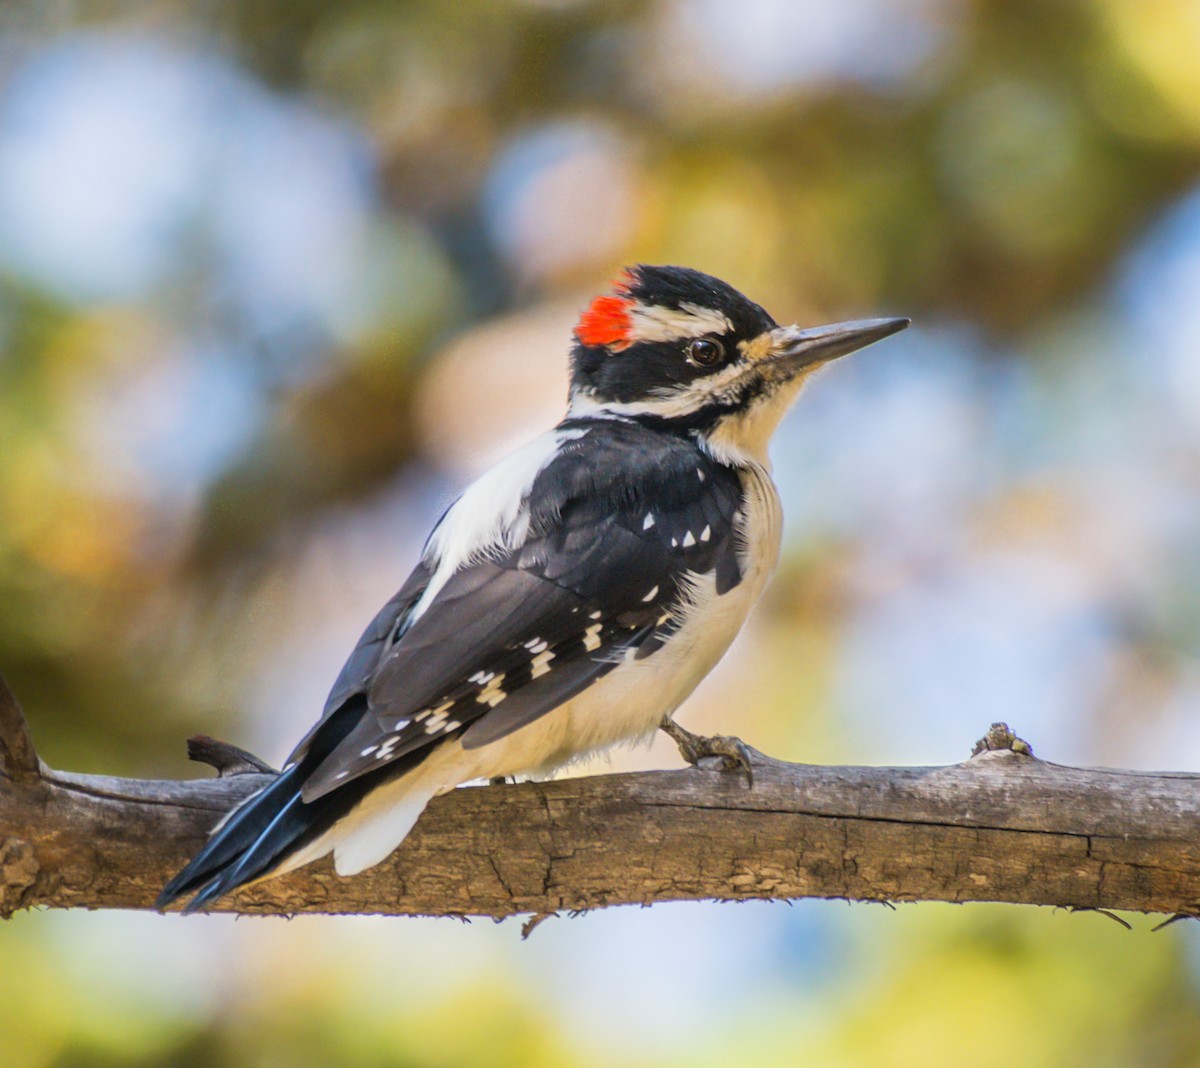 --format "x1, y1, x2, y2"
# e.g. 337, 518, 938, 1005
569, 359, 758, 423
628, 301, 733, 344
